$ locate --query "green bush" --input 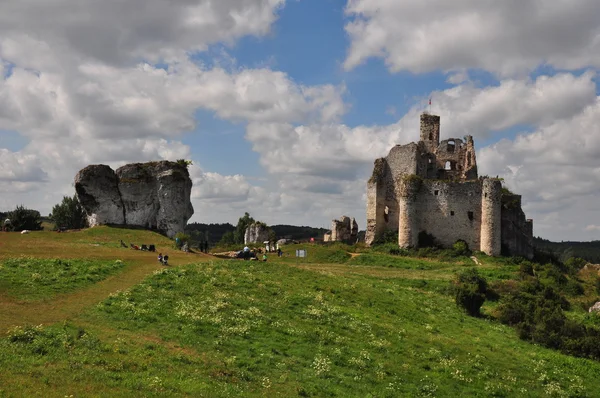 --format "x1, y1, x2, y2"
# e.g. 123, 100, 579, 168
452, 240, 471, 256
174, 232, 190, 248
418, 231, 437, 248
7, 205, 43, 231
372, 229, 398, 245
564, 278, 585, 296
452, 268, 487, 317
50, 195, 88, 230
